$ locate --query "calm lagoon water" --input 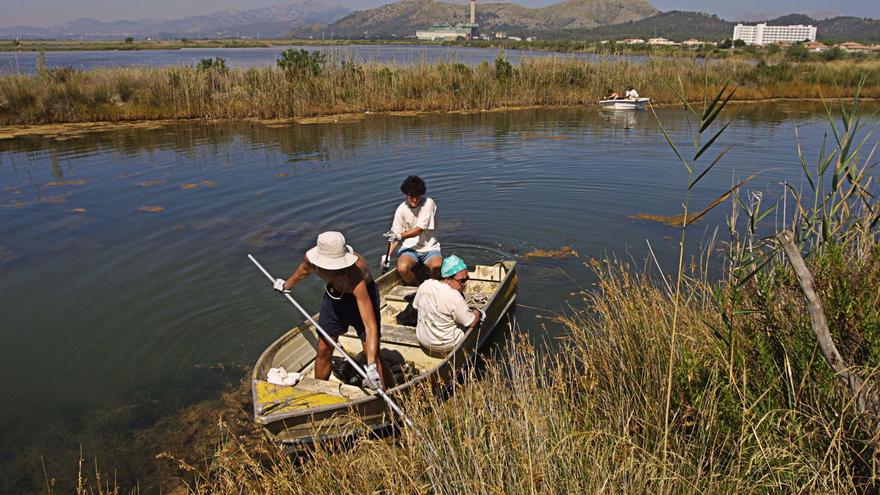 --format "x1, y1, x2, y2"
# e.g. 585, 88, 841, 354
0, 102, 875, 491
0, 44, 639, 75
